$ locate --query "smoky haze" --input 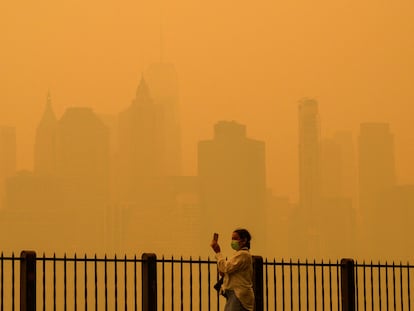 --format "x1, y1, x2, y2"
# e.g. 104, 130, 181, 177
1, 0, 414, 261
